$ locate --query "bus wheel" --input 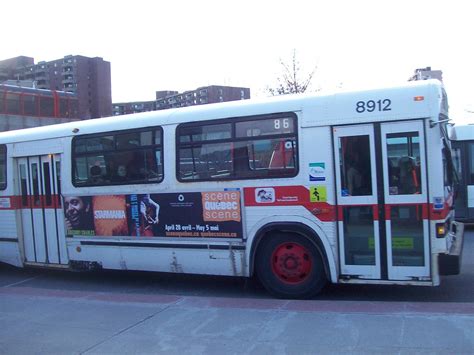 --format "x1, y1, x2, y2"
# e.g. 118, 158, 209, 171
256, 233, 327, 299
